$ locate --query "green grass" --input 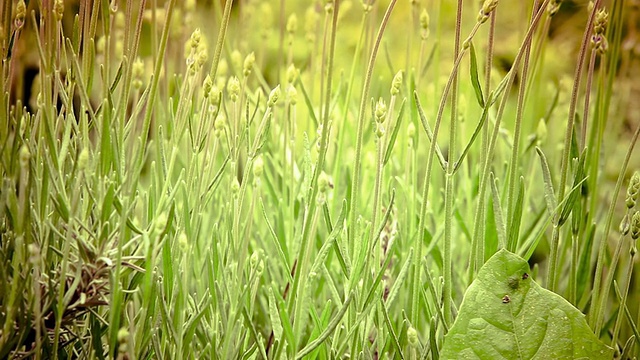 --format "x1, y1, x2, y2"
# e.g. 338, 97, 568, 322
1, 0, 640, 358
